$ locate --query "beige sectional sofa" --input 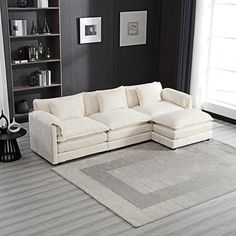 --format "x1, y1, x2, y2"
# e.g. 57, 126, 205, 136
29, 82, 213, 164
